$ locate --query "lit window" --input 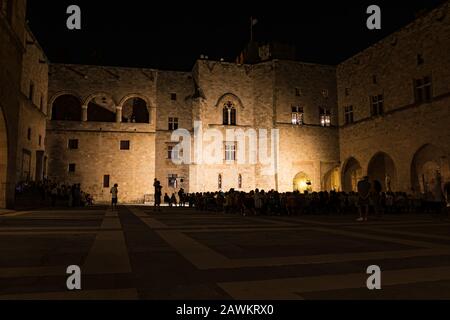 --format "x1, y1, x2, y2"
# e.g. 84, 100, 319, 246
223, 101, 236, 125
225, 142, 236, 161
414, 76, 432, 103
168, 174, 178, 188
168, 117, 178, 130
319, 107, 331, 127
344, 106, 354, 125
371, 94, 384, 116
291, 106, 303, 125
